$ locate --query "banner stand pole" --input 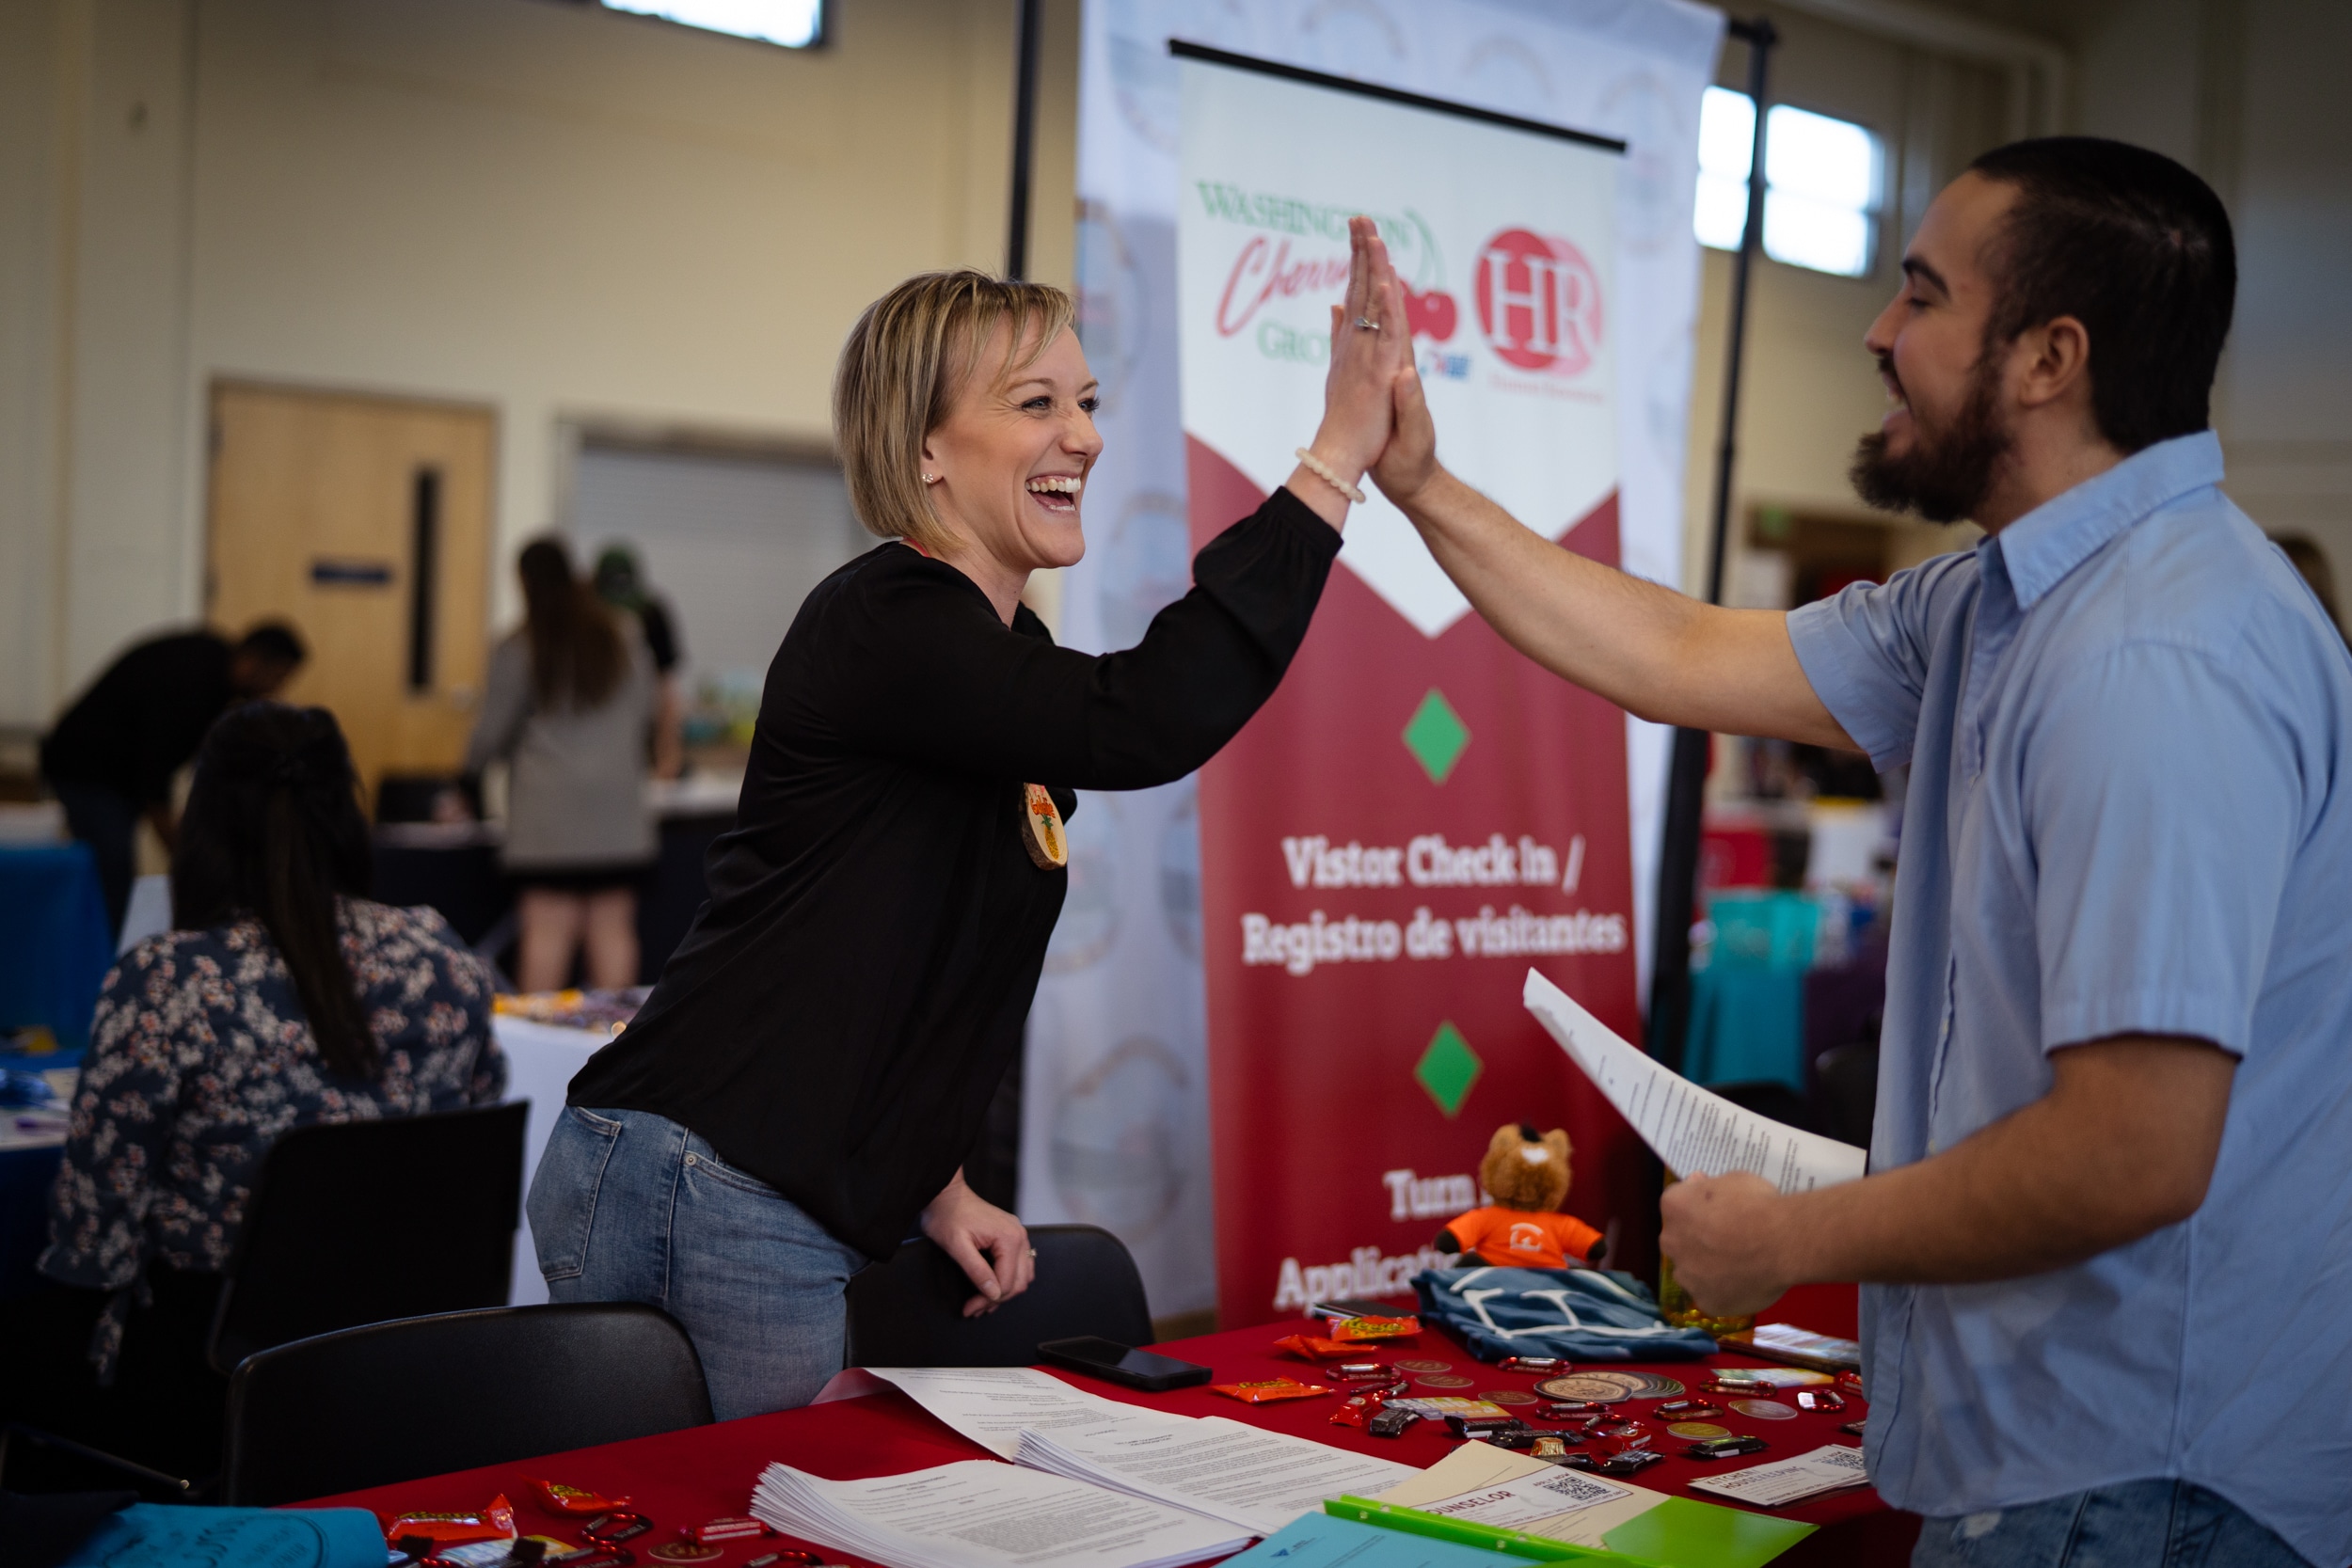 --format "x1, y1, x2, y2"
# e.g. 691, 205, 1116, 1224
1646, 18, 1778, 1083
1005, 0, 1044, 279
